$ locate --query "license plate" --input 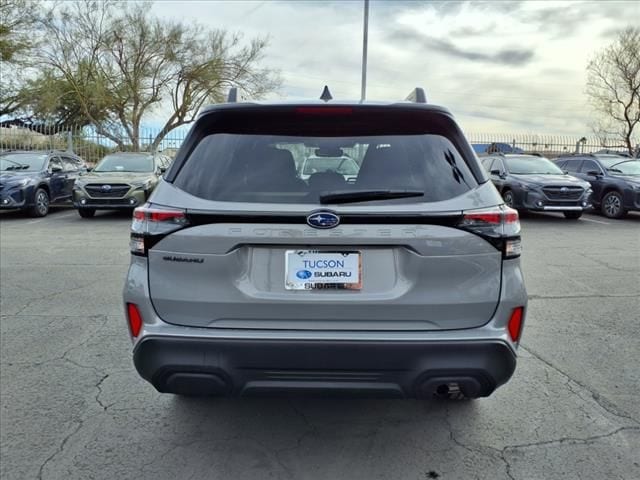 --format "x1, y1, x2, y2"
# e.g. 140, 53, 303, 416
285, 250, 362, 290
